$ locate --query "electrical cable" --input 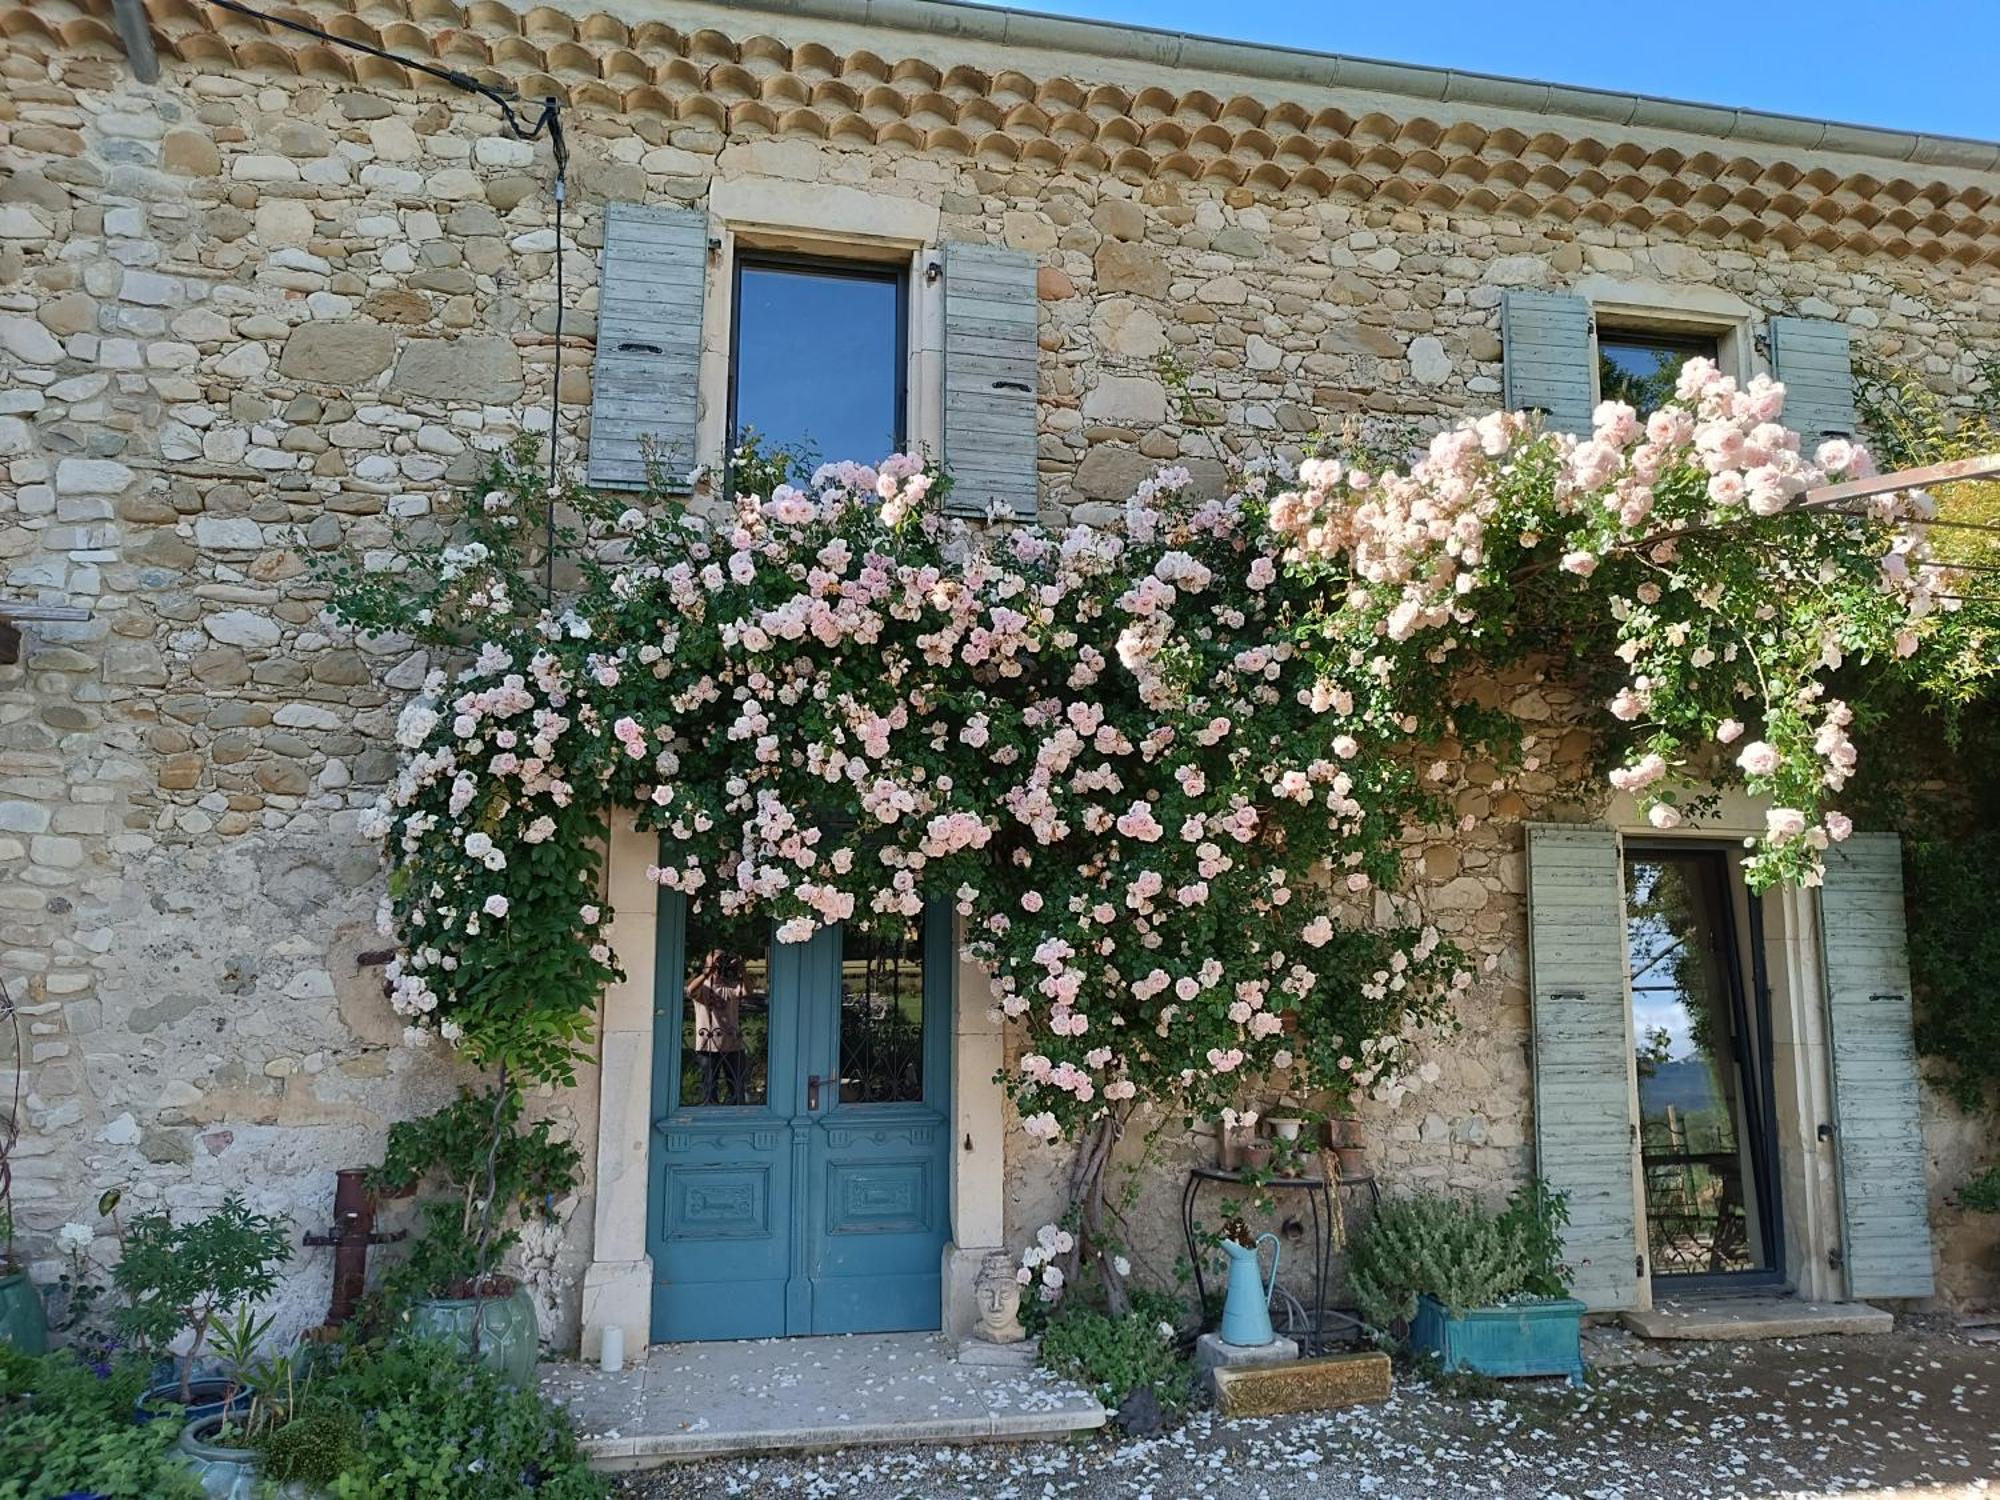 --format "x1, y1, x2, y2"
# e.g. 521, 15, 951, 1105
192, 0, 572, 601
